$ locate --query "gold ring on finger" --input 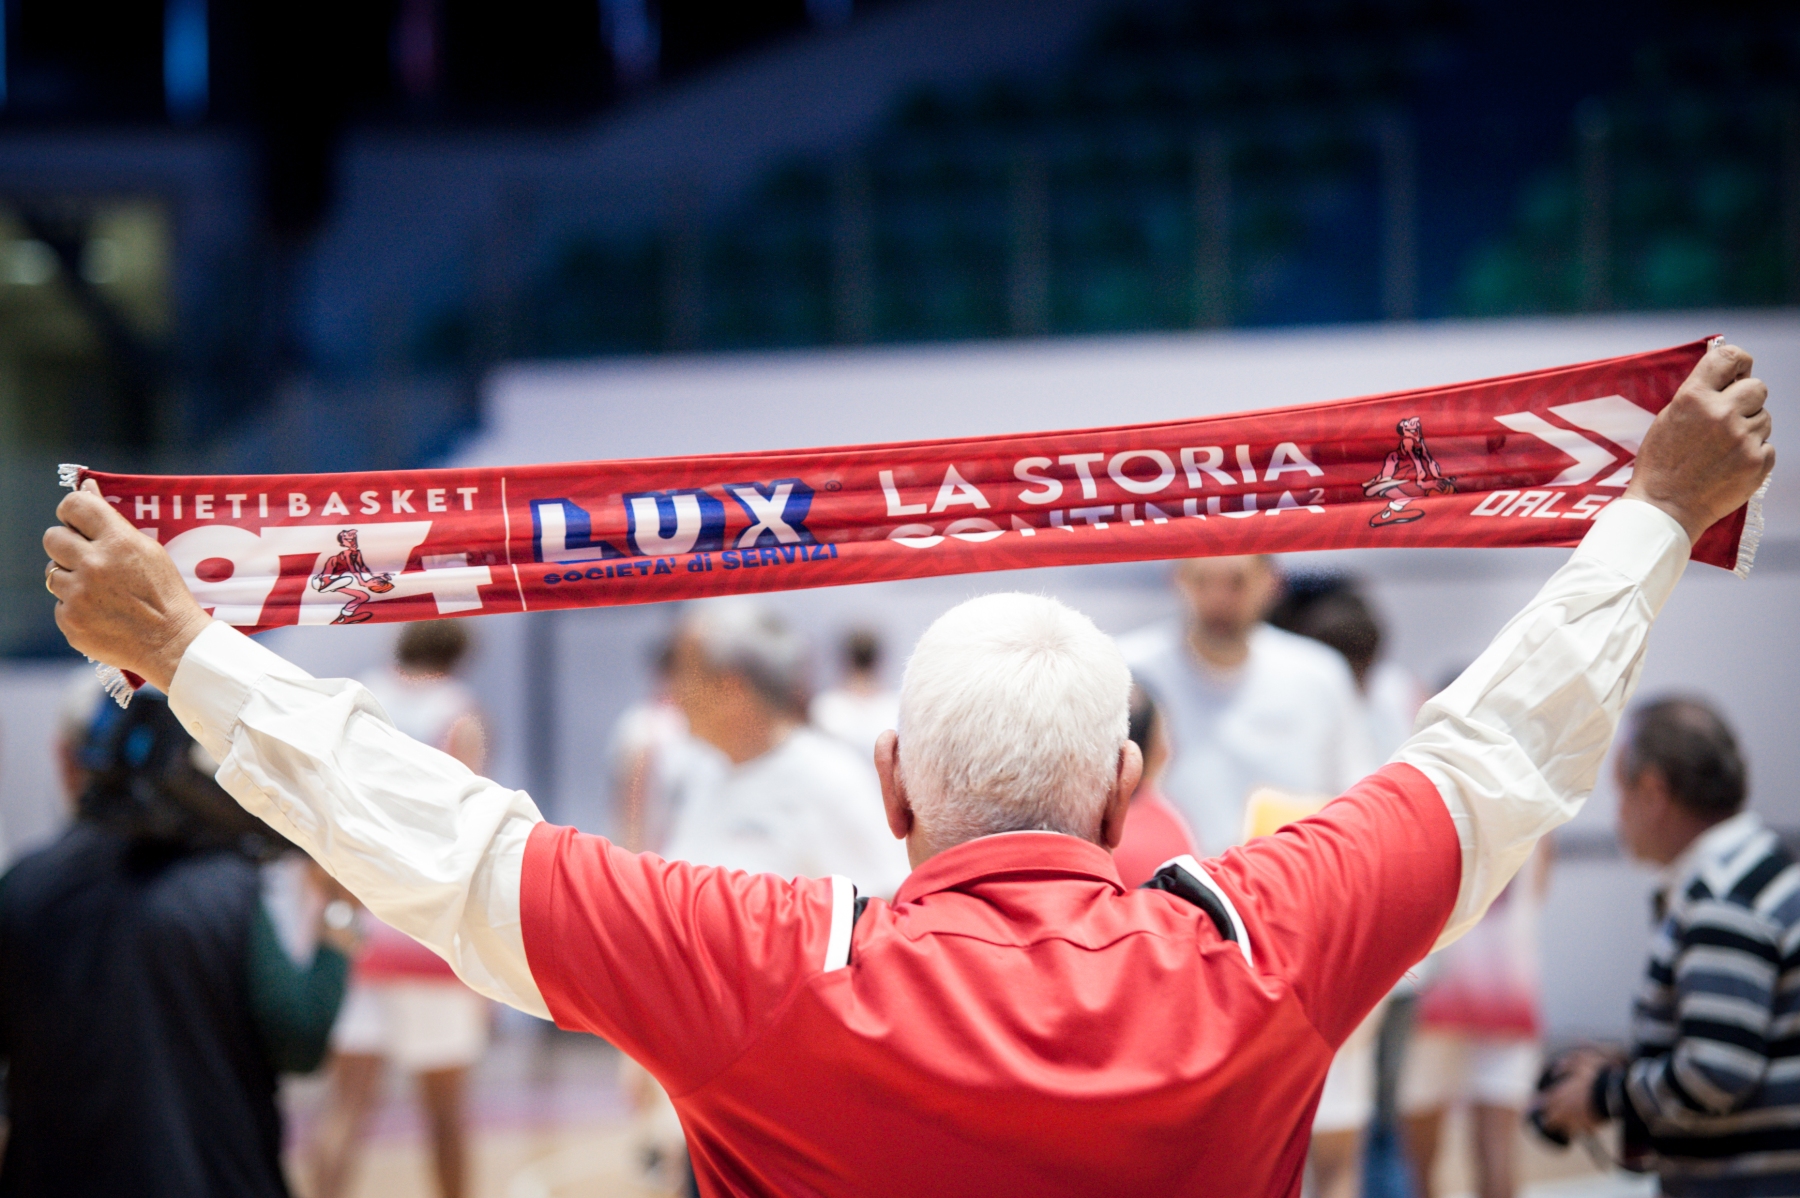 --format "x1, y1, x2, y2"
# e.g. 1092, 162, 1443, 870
45, 561, 64, 596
